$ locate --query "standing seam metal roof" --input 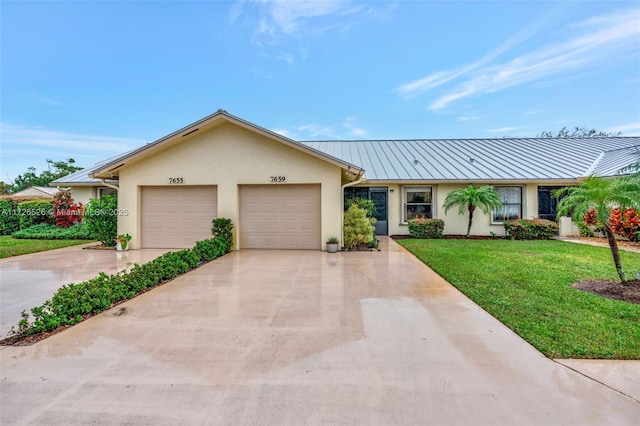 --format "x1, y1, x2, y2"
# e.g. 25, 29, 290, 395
301, 137, 639, 180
